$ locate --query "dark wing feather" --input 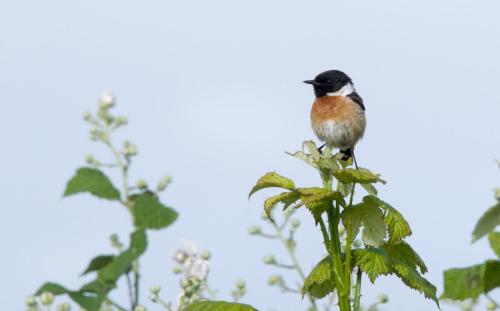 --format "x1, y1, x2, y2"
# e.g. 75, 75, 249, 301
348, 92, 365, 110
